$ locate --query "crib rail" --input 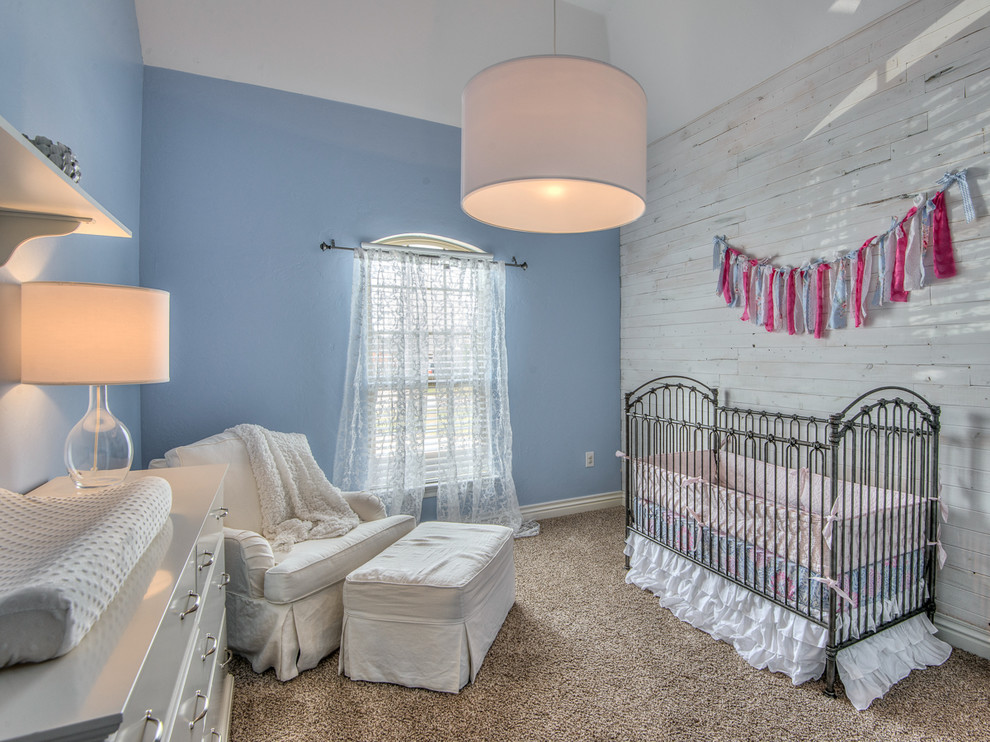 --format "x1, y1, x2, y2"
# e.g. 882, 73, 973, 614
623, 378, 940, 698
824, 390, 940, 690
